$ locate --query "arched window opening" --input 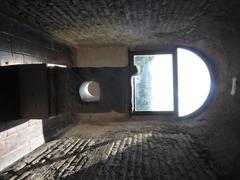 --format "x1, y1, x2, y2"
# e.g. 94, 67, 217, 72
131, 47, 213, 118
177, 48, 211, 117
